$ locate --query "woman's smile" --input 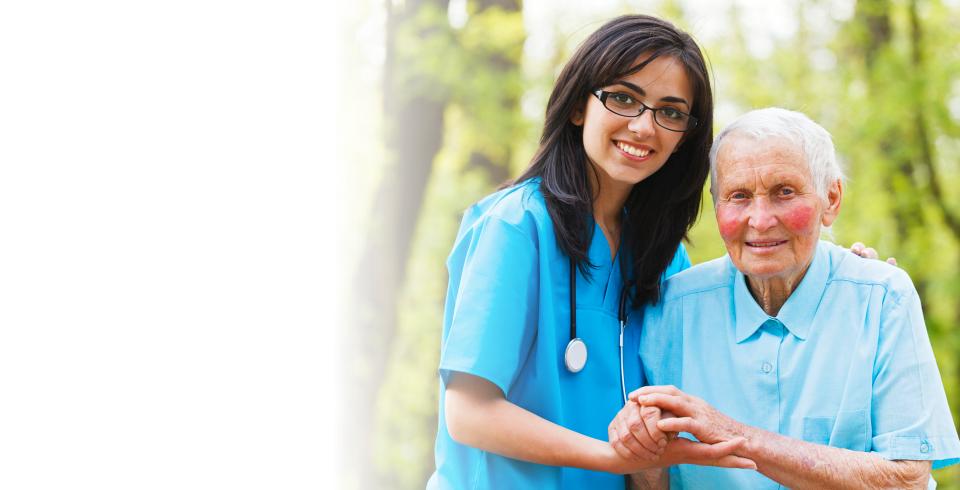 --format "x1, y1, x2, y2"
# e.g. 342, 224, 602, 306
615, 140, 653, 159
572, 52, 693, 193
